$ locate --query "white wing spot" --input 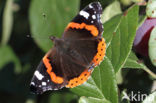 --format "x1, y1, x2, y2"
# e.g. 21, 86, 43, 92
34, 71, 44, 80
92, 15, 96, 19
79, 10, 90, 19
42, 82, 47, 86
89, 4, 93, 8
31, 82, 35, 86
